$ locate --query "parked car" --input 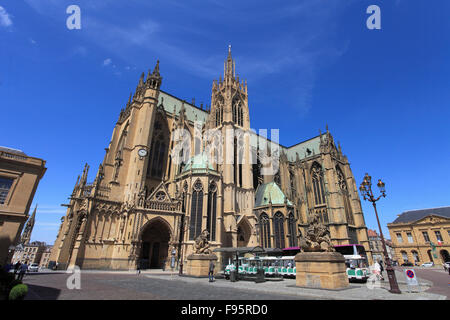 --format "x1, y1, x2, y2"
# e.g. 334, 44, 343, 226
401, 262, 413, 266
421, 262, 434, 267
28, 263, 39, 272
